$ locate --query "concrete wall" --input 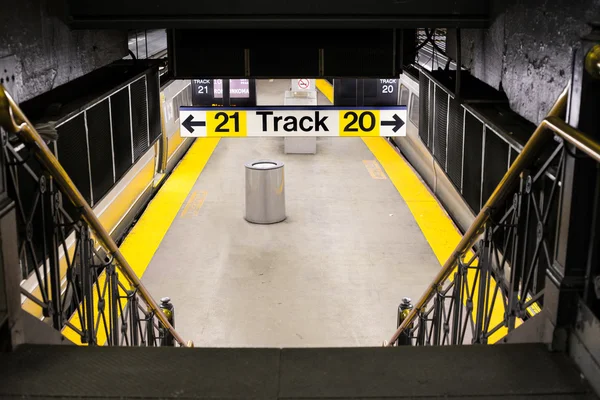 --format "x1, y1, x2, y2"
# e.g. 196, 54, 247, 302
0, 0, 127, 103
462, 0, 600, 124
